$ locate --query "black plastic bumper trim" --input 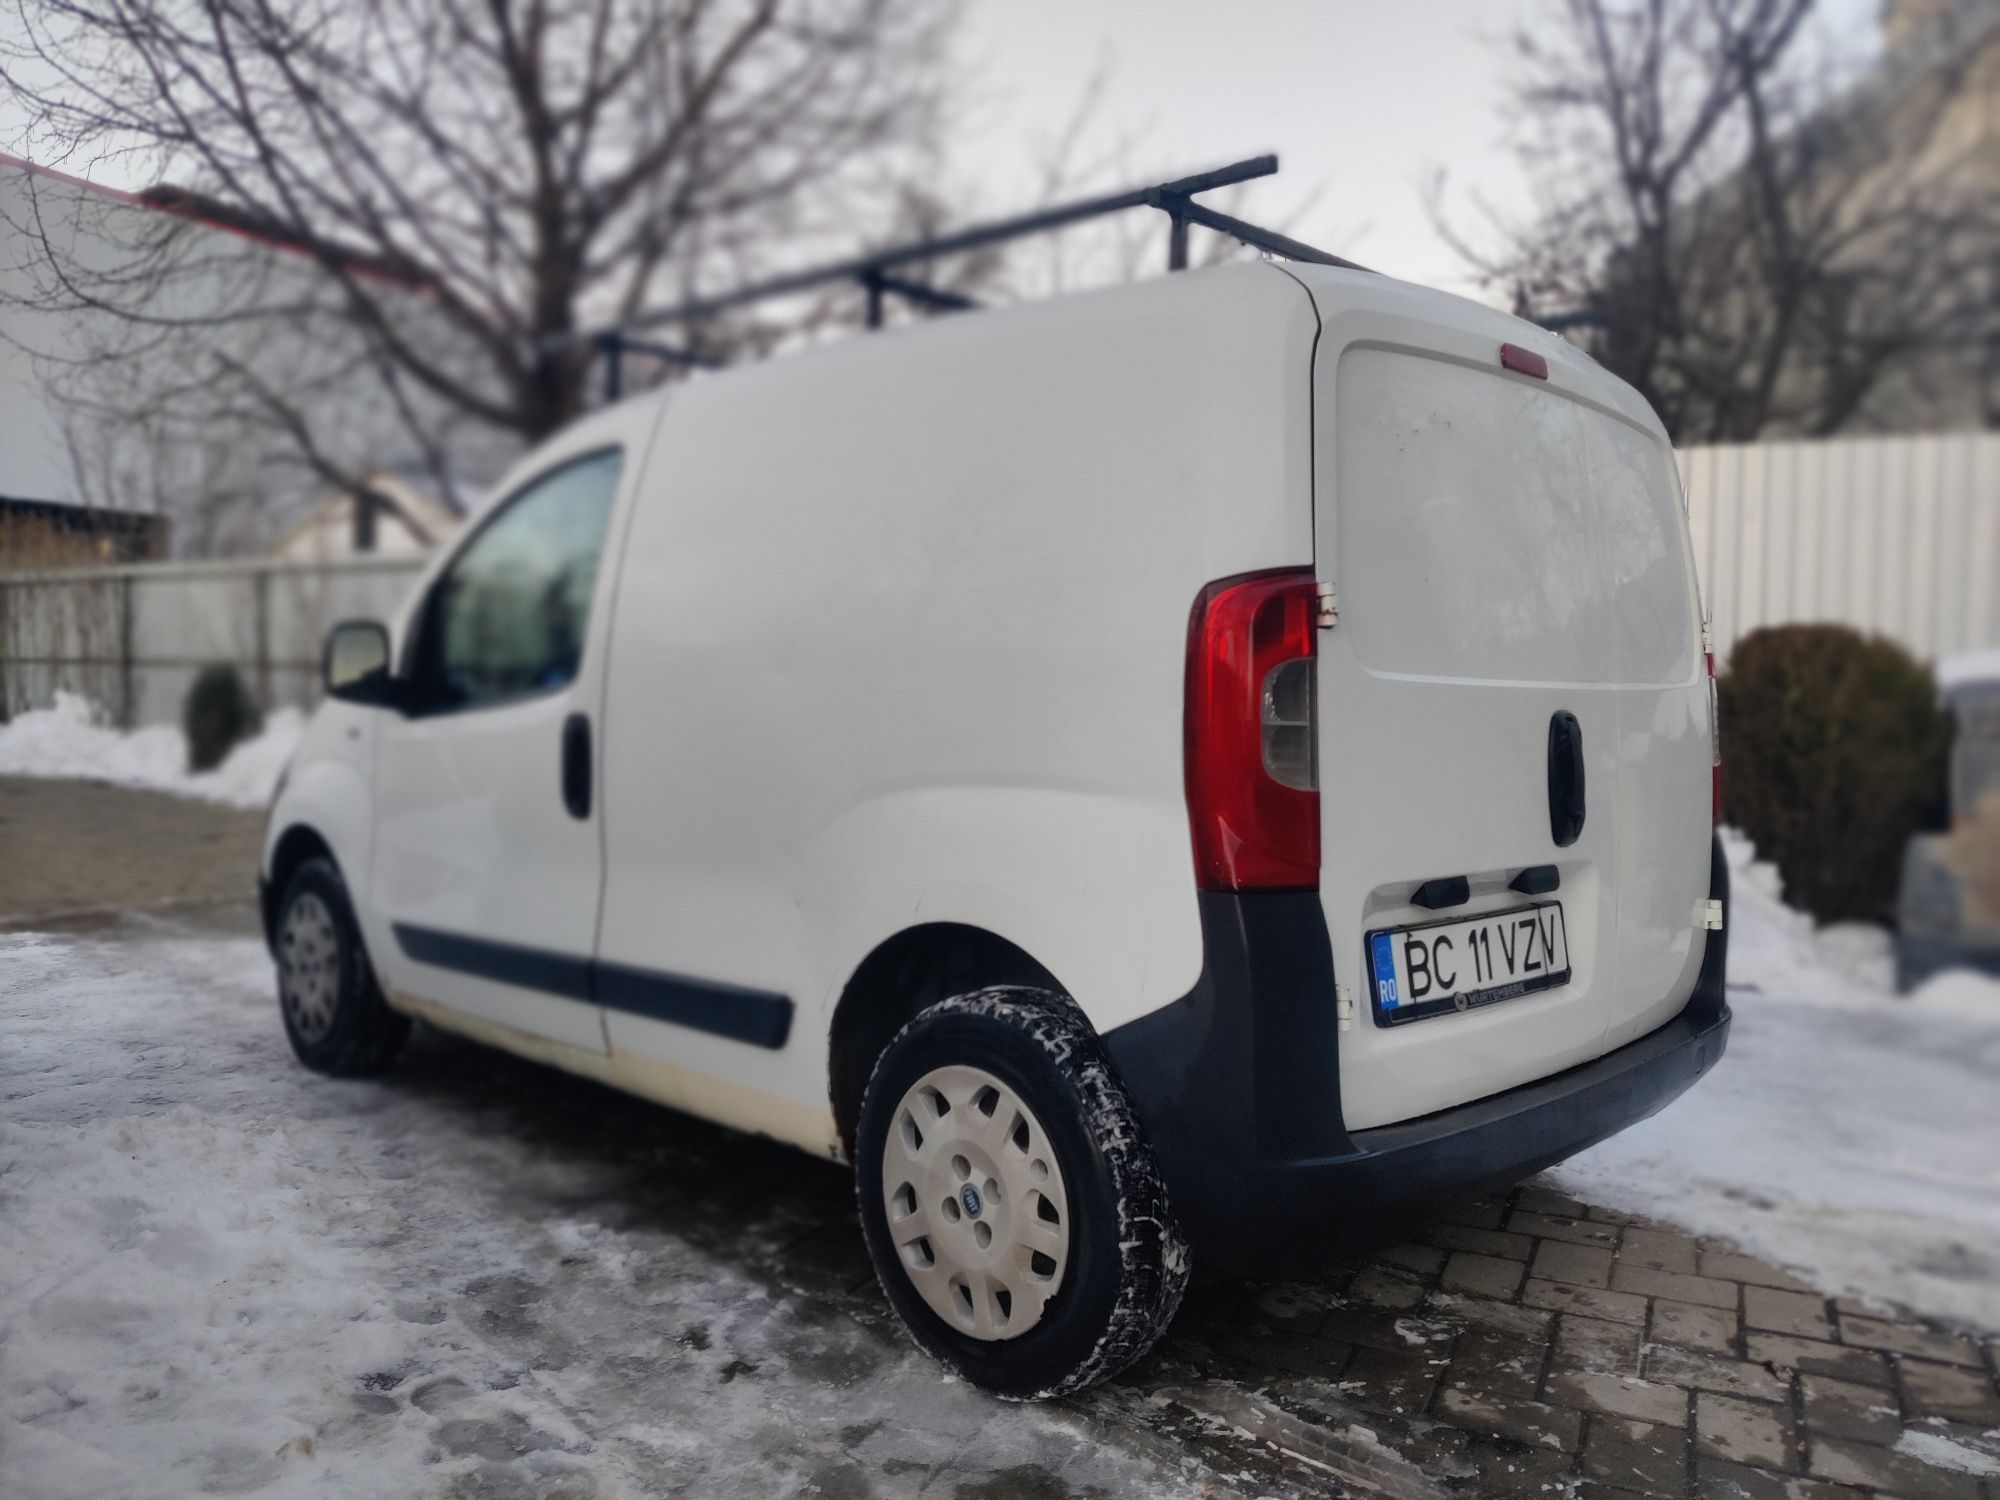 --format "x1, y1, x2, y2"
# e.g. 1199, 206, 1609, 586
1336, 1003, 1727, 1202
1102, 834, 1730, 1271
391, 923, 793, 1050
